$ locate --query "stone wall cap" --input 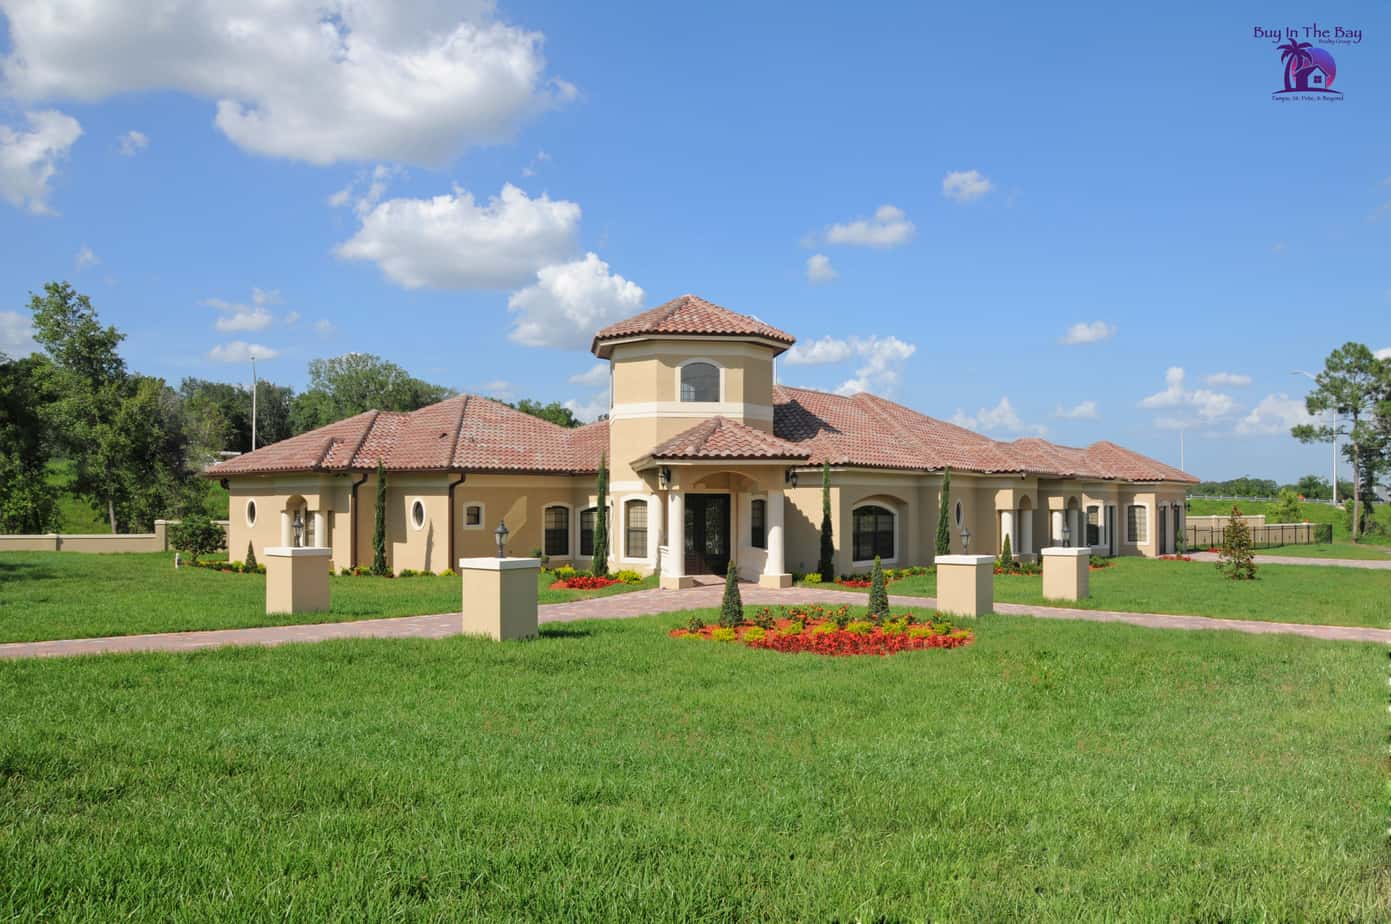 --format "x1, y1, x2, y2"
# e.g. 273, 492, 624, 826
458, 557, 542, 571
1040, 547, 1092, 557
264, 546, 334, 557
935, 554, 996, 565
